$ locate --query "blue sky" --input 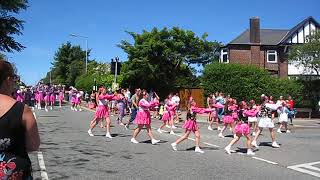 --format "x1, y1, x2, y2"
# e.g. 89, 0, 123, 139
5, 0, 320, 85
